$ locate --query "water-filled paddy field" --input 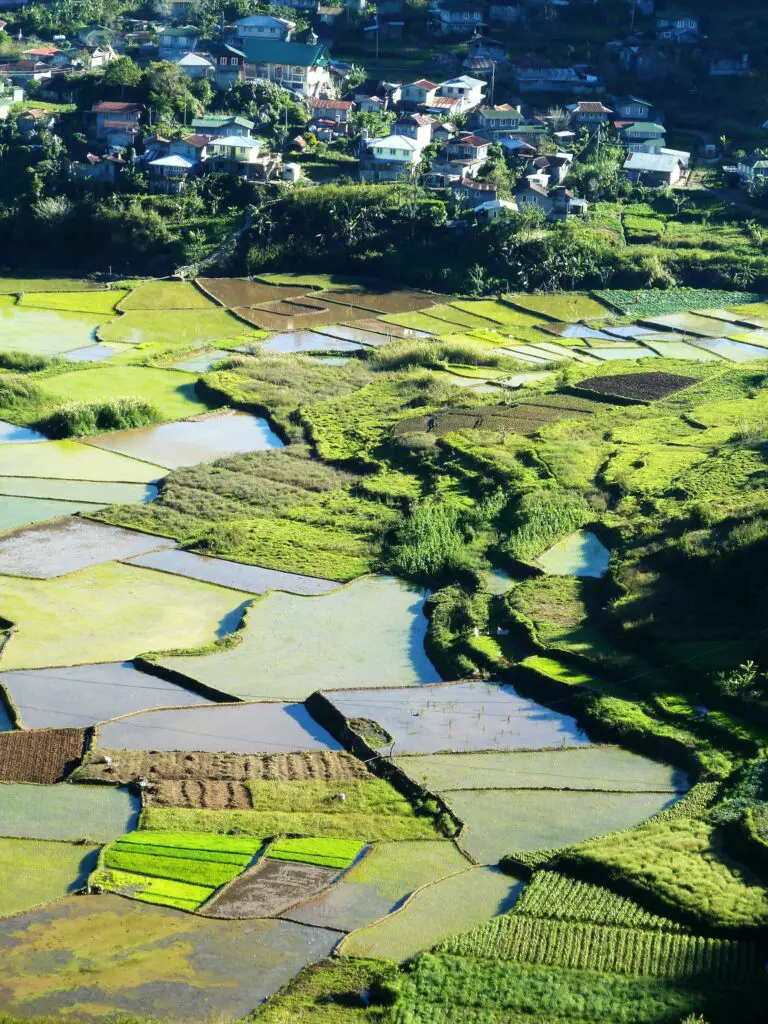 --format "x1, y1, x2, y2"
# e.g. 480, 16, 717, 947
0, 661, 212, 729
154, 576, 438, 700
